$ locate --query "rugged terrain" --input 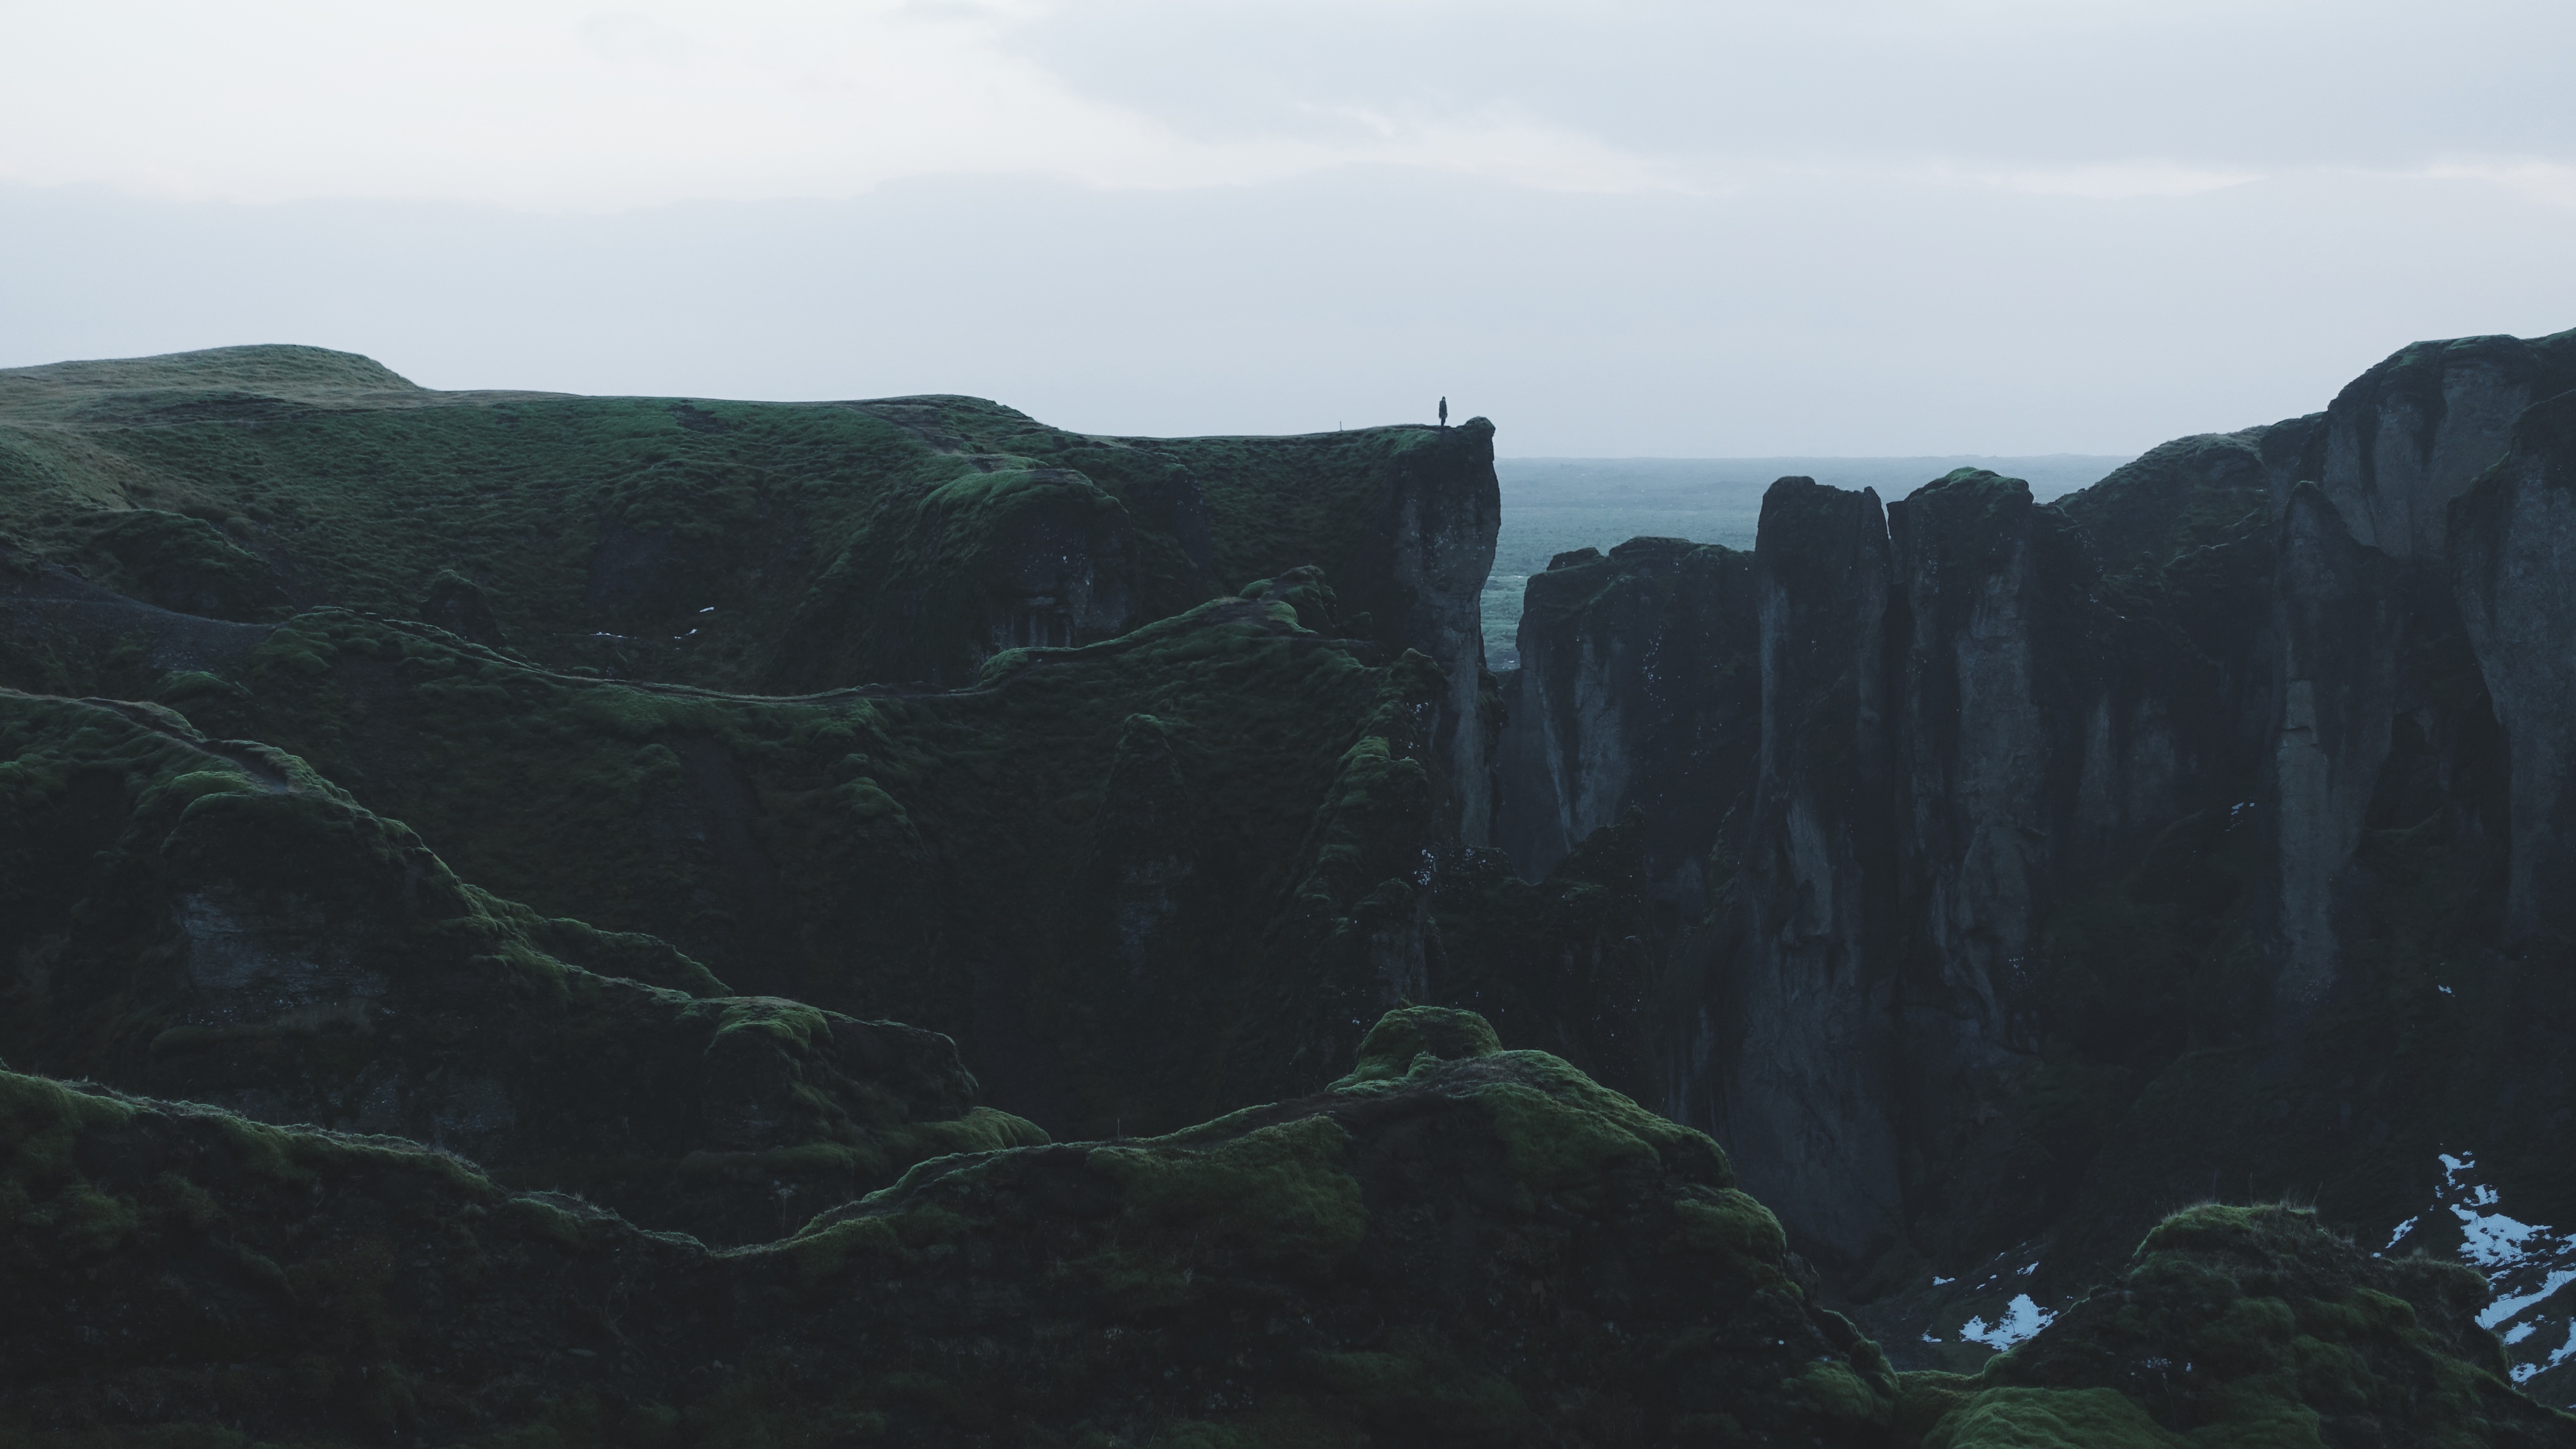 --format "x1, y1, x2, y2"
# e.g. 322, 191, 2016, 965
2, 337, 2571, 1443
1486, 328, 2576, 1397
